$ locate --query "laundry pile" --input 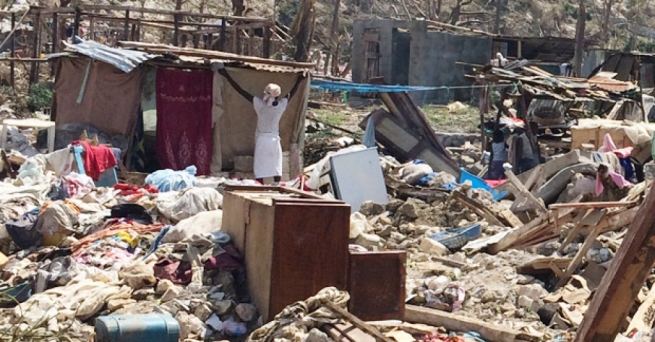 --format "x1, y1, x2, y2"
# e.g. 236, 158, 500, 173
0, 147, 267, 341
